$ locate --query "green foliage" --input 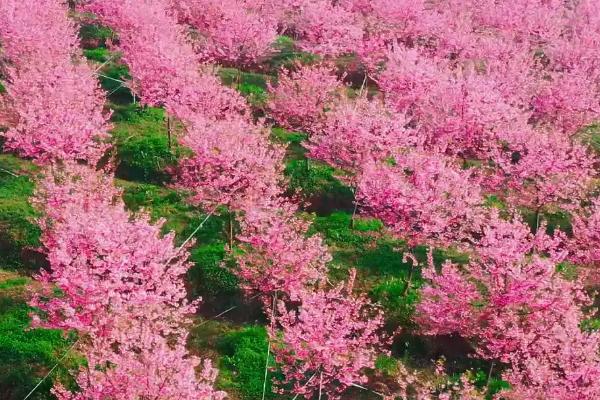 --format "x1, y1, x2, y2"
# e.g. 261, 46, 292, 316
79, 24, 113, 46
219, 68, 269, 89
0, 277, 28, 290
0, 156, 40, 268
267, 36, 319, 70
119, 180, 229, 248
188, 243, 239, 298
217, 326, 279, 399
522, 208, 572, 236
0, 277, 75, 400
582, 317, 600, 332
577, 122, 600, 153
98, 60, 133, 103
218, 68, 270, 107
111, 107, 180, 184
83, 47, 111, 63
270, 128, 307, 162
0, 81, 5, 93
374, 354, 400, 376
370, 277, 420, 329
285, 160, 354, 213
311, 211, 373, 246
238, 82, 268, 107
470, 367, 511, 399
271, 128, 307, 146
119, 181, 198, 236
